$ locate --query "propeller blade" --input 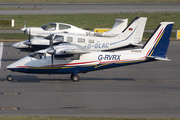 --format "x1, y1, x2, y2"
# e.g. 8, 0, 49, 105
48, 34, 55, 69
24, 20, 26, 29
28, 28, 31, 54
51, 55, 54, 69
49, 34, 54, 49
28, 28, 31, 42
23, 20, 26, 36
